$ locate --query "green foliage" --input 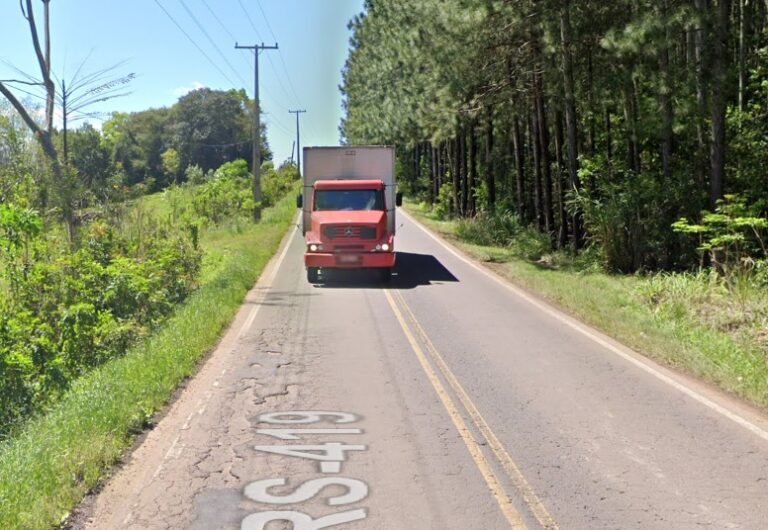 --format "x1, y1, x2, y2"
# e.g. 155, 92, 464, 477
0, 204, 42, 292
0, 155, 285, 437
101, 89, 271, 194
455, 211, 551, 260
0, 213, 201, 436
67, 123, 112, 195
673, 195, 768, 281
0, 194, 297, 530
433, 182, 455, 218
184, 164, 208, 185
161, 147, 181, 183
191, 160, 254, 224
341, 0, 768, 278
571, 165, 697, 272
262, 161, 299, 207
168, 88, 268, 174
